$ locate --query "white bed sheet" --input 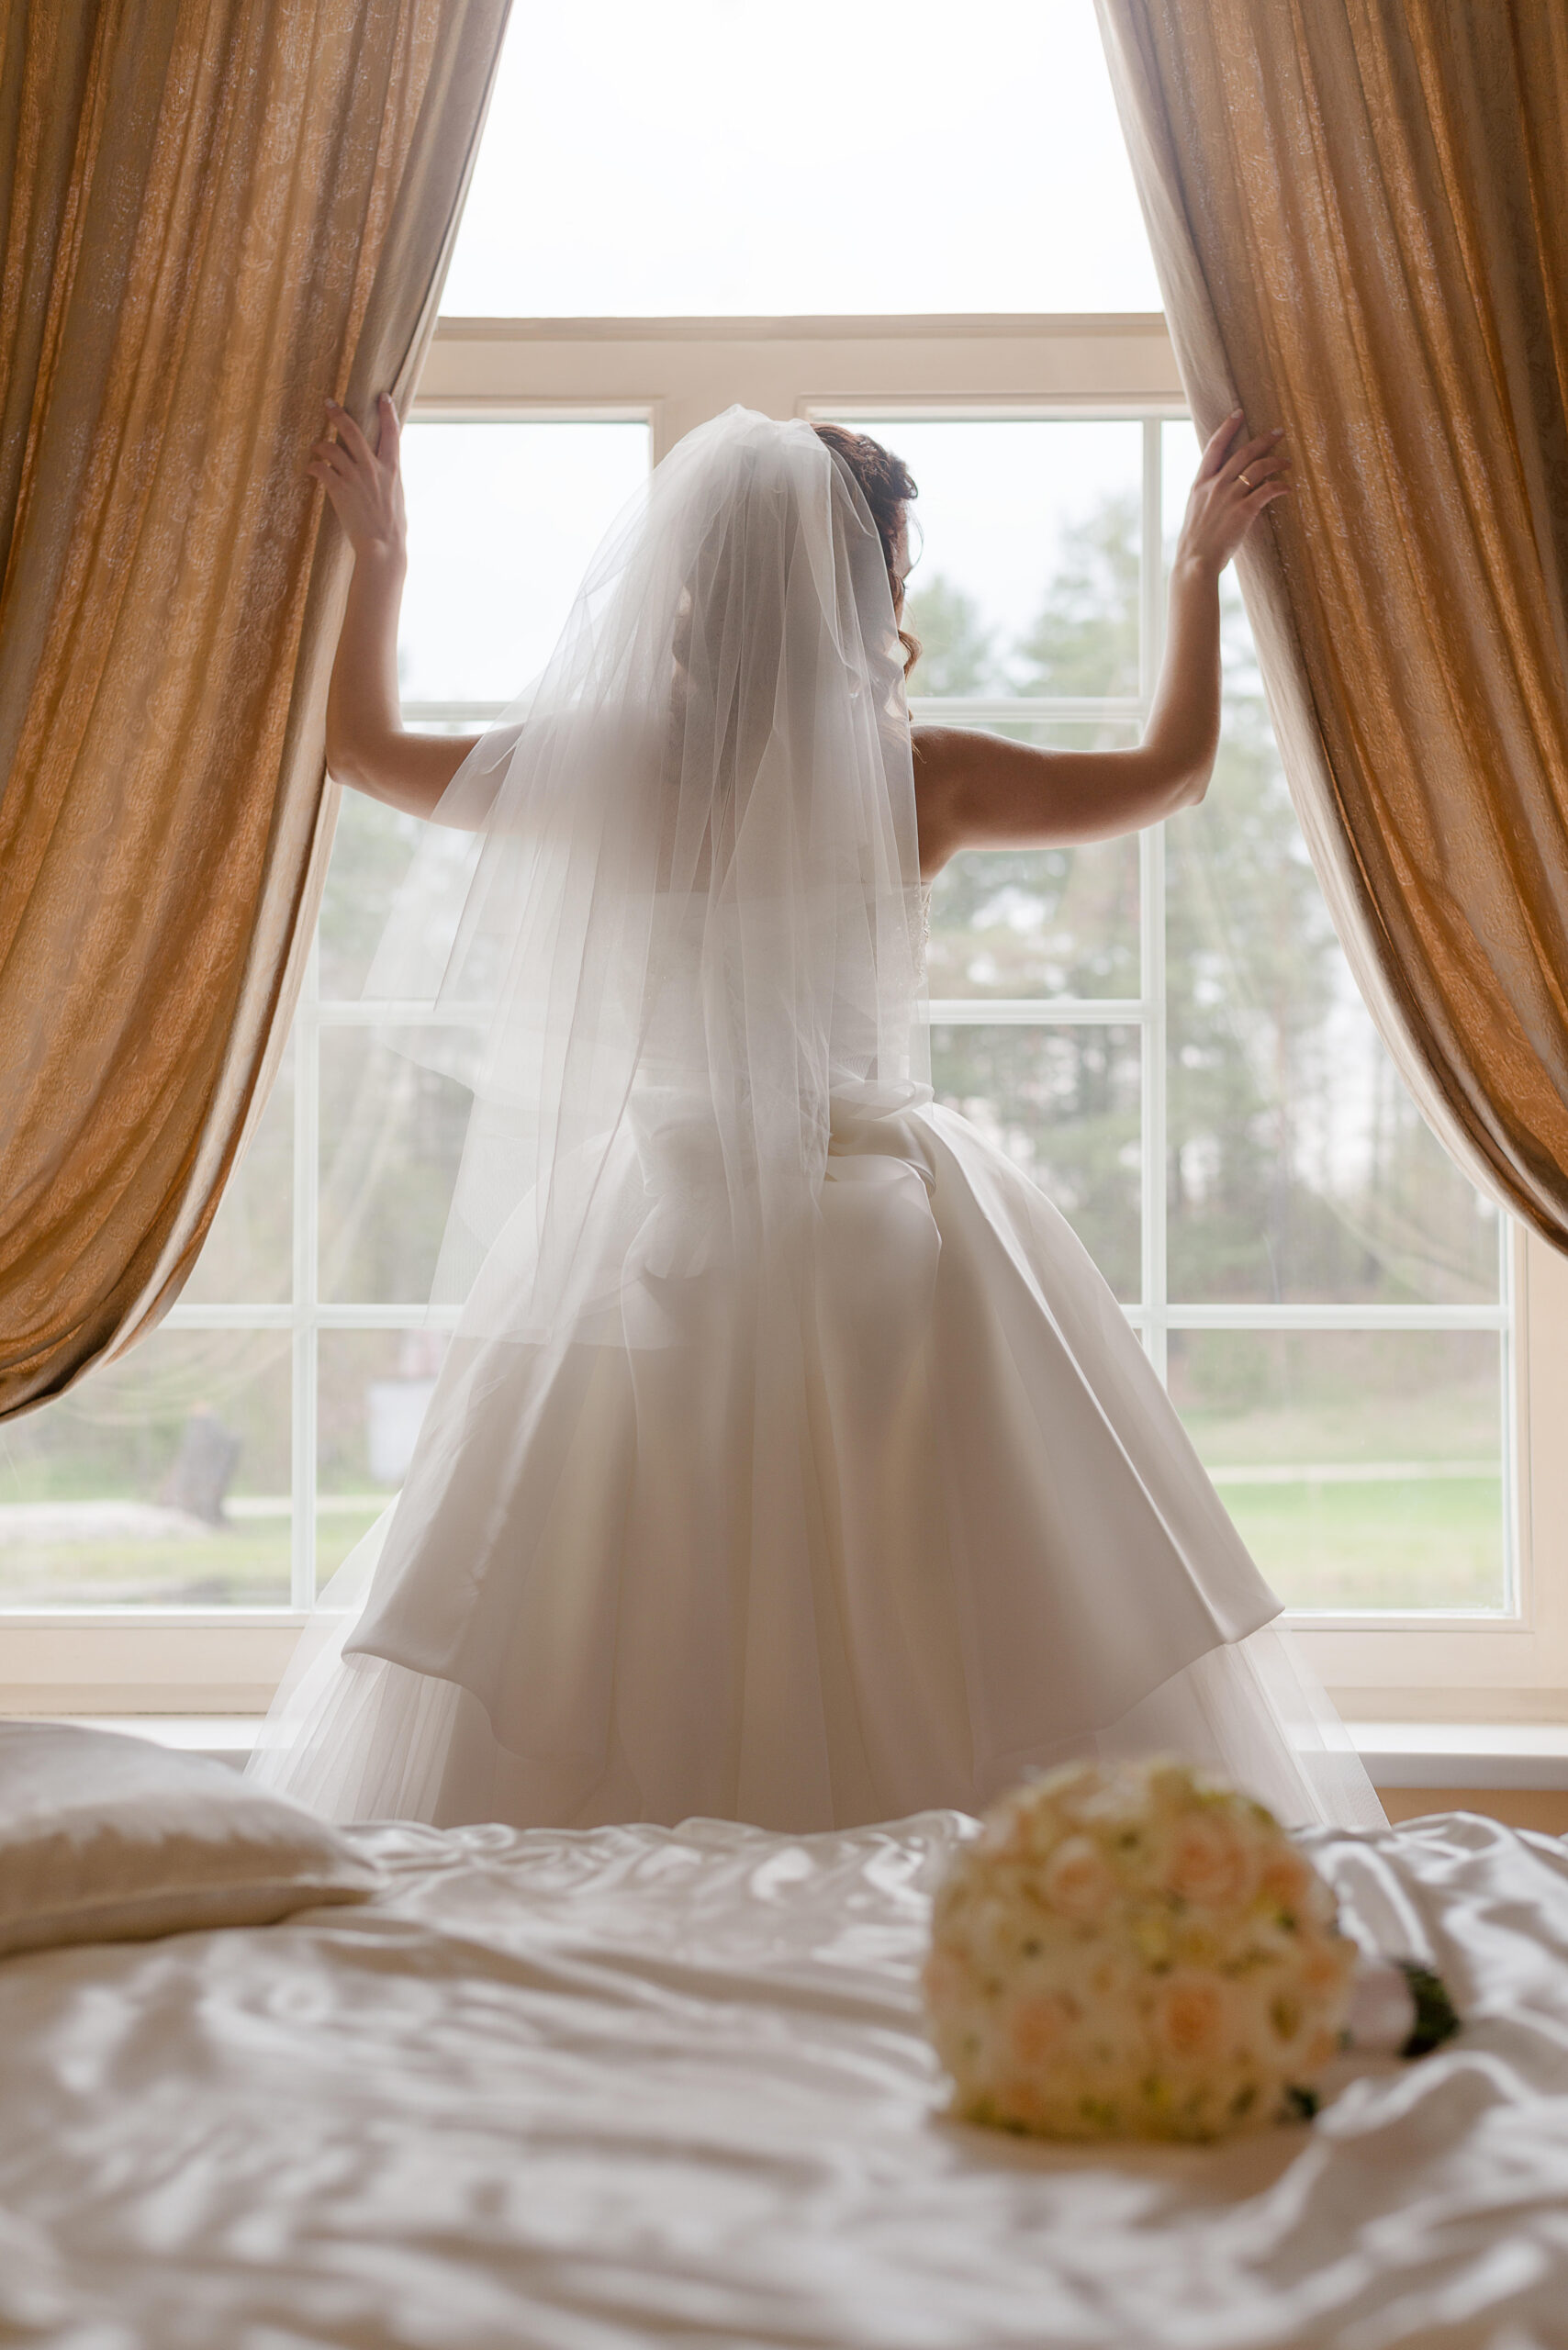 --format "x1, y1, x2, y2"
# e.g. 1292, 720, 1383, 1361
1, 1808, 1566, 2349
